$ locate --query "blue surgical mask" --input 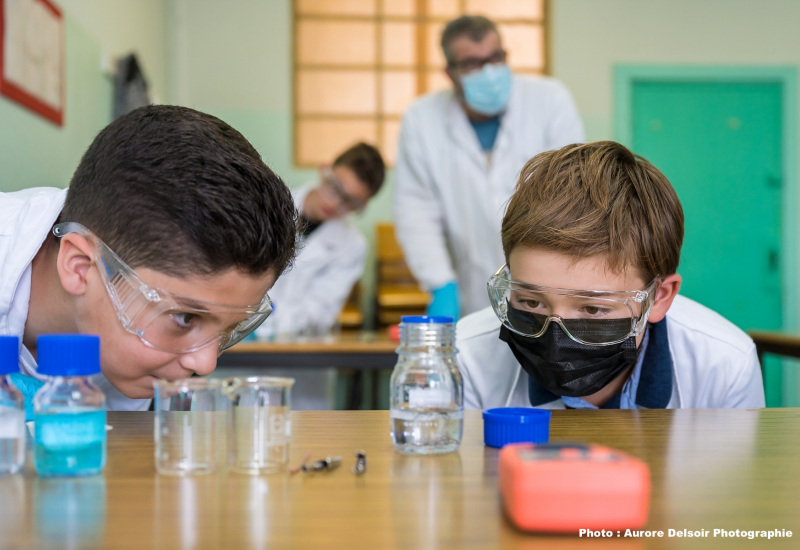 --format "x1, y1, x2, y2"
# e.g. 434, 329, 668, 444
460, 63, 512, 116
